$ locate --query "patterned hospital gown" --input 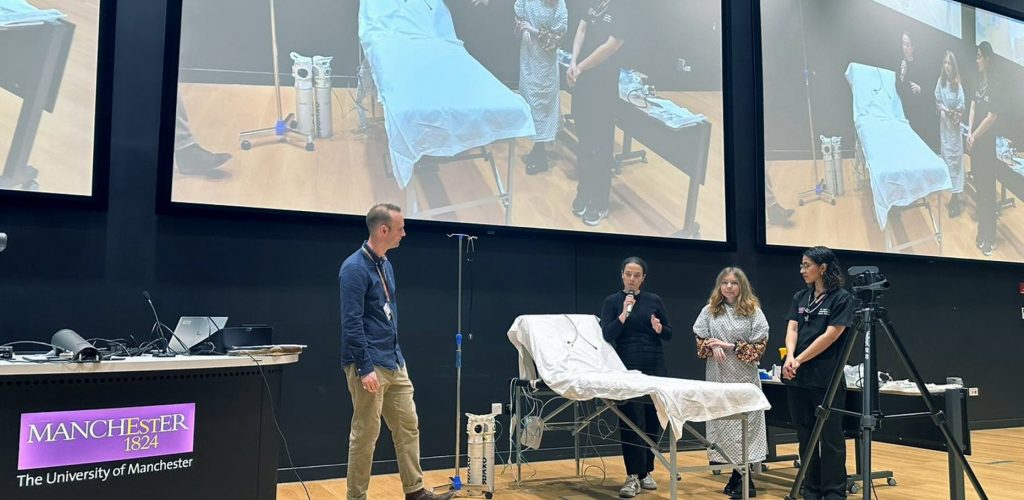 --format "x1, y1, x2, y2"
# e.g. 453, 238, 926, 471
515, 0, 567, 142
693, 304, 769, 464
